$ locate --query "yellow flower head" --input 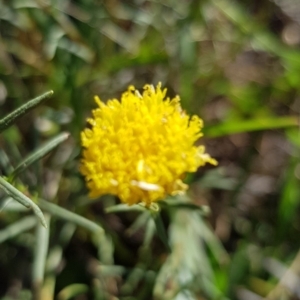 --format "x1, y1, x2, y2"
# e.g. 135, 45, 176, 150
80, 83, 217, 206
